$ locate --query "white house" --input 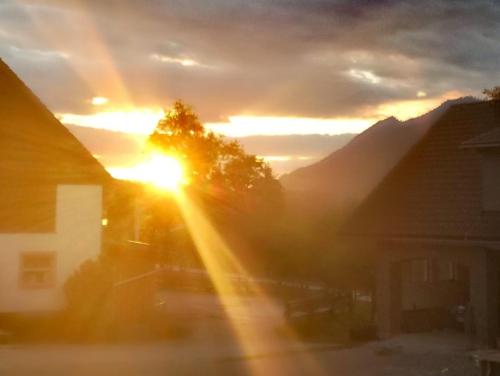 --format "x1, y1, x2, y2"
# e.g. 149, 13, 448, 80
0, 59, 110, 313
